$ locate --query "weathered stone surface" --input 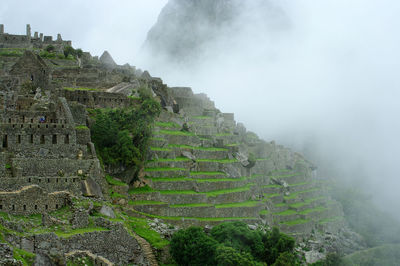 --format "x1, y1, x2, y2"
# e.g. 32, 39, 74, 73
99, 205, 116, 219
99, 50, 117, 69
81, 177, 103, 198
